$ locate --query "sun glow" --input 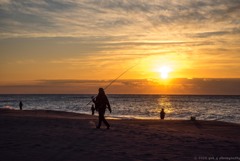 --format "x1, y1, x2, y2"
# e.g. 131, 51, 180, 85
158, 66, 172, 79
